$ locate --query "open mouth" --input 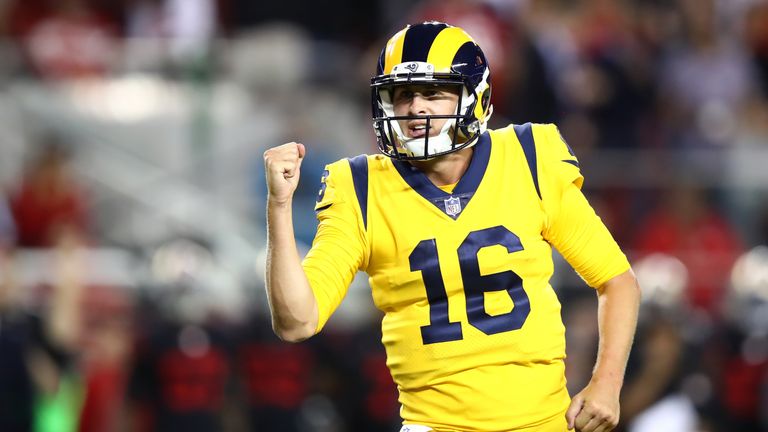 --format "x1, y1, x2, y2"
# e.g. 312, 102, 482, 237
407, 122, 429, 138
